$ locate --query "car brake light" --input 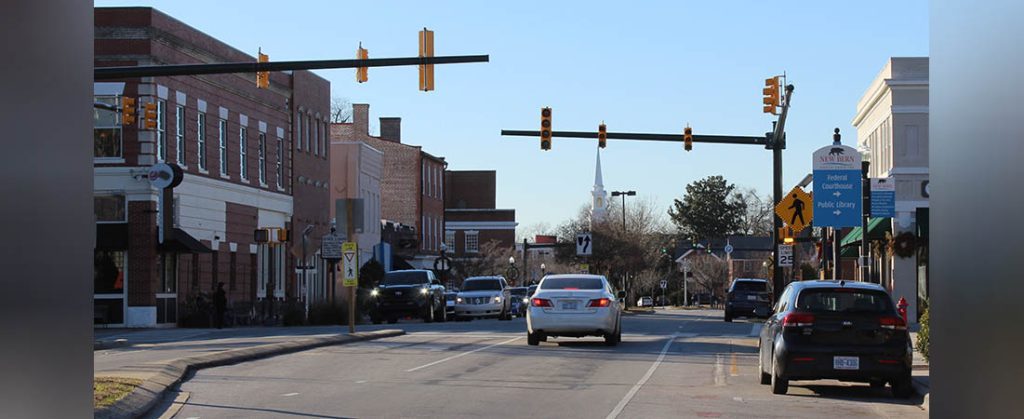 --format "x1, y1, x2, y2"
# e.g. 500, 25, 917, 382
878, 359, 900, 364
531, 298, 553, 308
782, 312, 815, 327
879, 316, 907, 331
792, 357, 815, 362
564, 287, 579, 290
587, 298, 611, 308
